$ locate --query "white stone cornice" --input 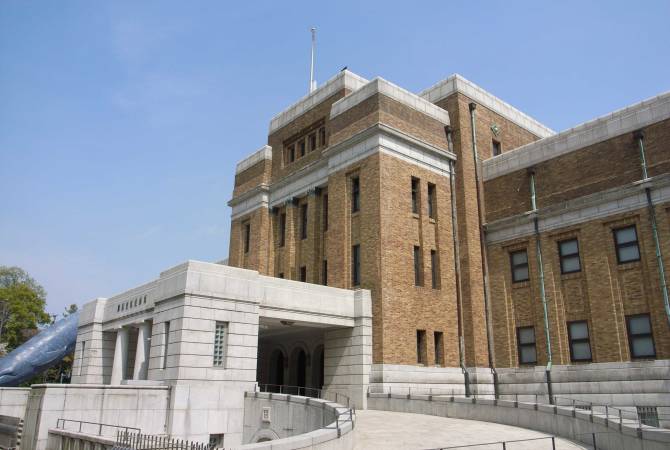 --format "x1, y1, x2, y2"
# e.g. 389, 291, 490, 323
330, 77, 450, 126
269, 70, 369, 134
420, 74, 554, 138
229, 186, 269, 220
483, 90, 670, 181
235, 145, 272, 174
485, 174, 670, 244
